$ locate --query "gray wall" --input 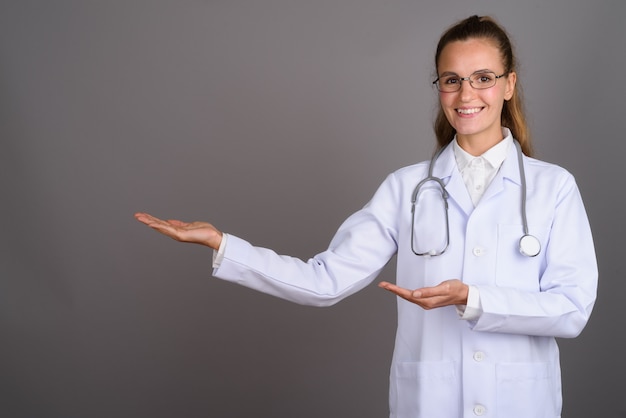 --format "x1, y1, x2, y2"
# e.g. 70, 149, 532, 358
1, 1, 624, 417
